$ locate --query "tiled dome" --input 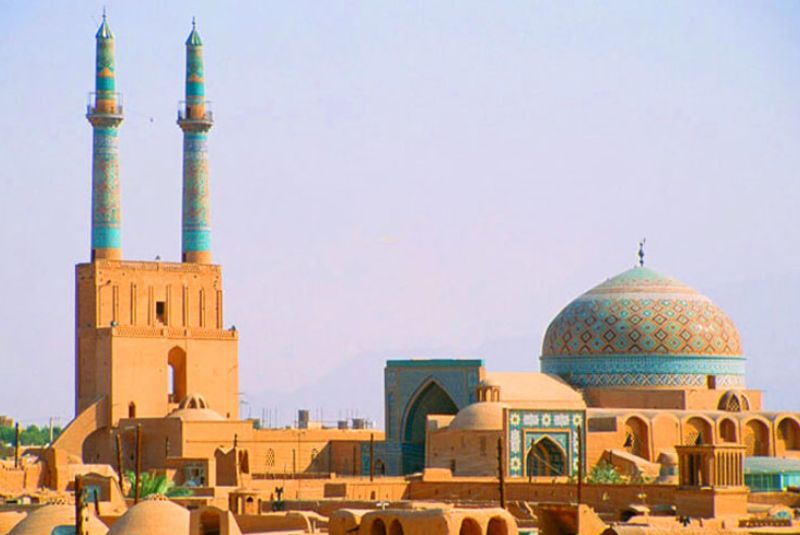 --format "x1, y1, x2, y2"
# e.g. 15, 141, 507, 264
540, 267, 745, 389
